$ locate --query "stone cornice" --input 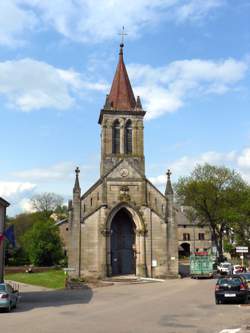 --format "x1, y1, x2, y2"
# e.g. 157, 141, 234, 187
98, 109, 146, 124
